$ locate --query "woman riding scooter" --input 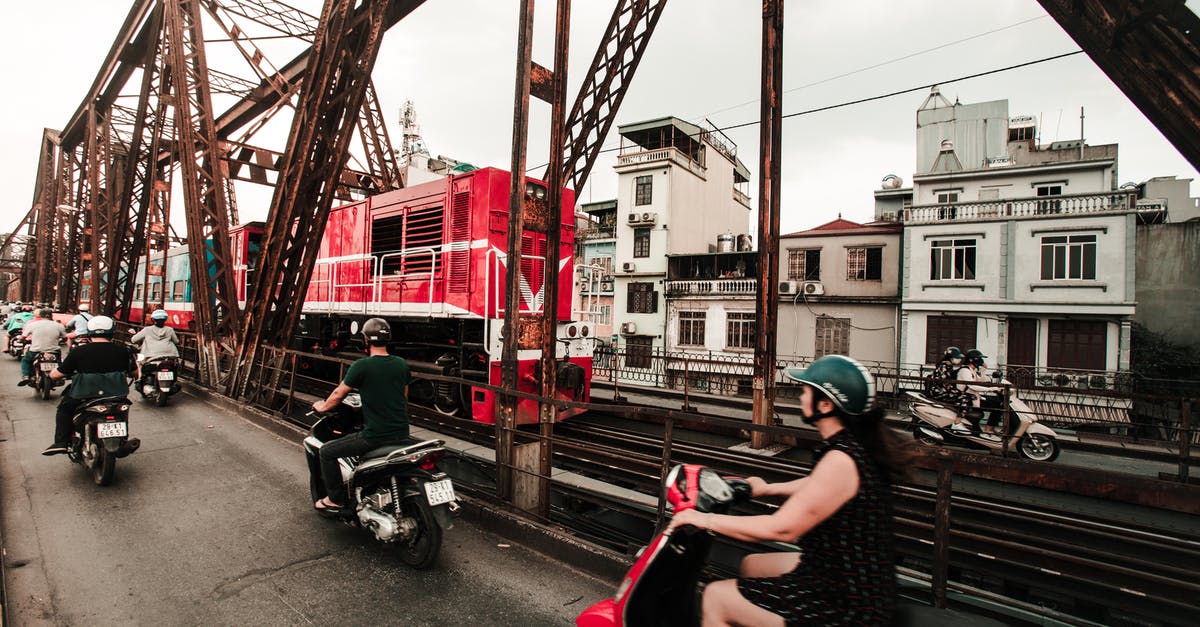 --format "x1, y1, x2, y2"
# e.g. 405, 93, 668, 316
667, 355, 912, 626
